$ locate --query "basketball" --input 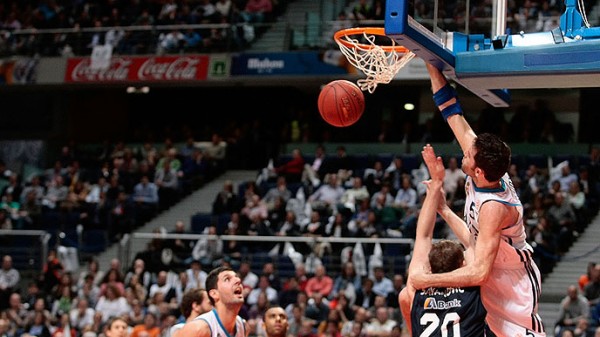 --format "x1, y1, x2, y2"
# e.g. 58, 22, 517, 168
318, 80, 365, 127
